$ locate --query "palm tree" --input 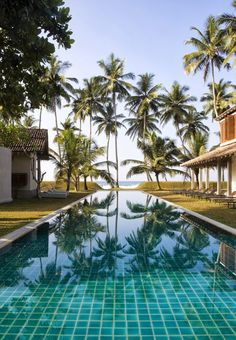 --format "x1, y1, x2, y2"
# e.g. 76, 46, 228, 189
97, 53, 135, 187
124, 111, 160, 141
45, 55, 78, 159
125, 73, 161, 141
79, 138, 115, 190
73, 78, 104, 142
218, 1, 236, 65
183, 16, 230, 118
201, 79, 236, 119
52, 121, 83, 191
121, 133, 185, 189
179, 109, 209, 142
159, 81, 196, 148
93, 103, 125, 177
180, 132, 209, 186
